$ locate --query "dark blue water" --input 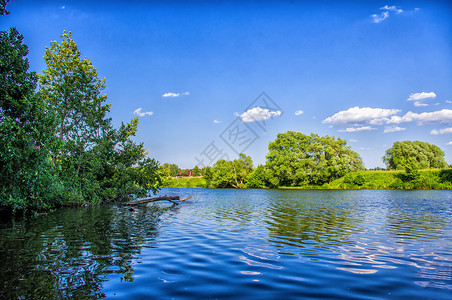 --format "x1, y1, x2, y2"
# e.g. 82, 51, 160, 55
1, 189, 451, 299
